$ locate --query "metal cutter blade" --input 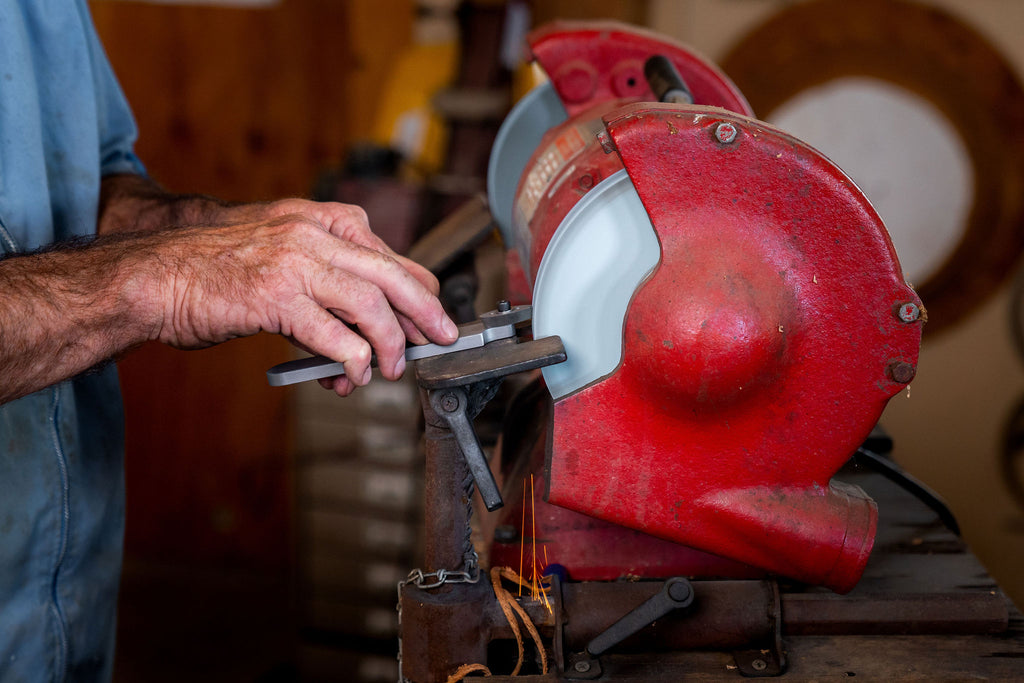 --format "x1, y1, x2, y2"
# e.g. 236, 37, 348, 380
265, 304, 532, 386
